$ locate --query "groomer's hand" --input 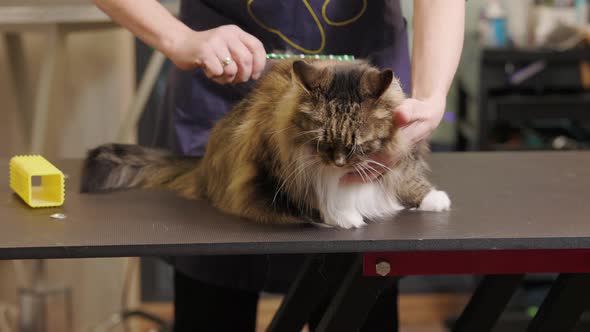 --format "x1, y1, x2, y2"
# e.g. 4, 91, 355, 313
340, 96, 445, 185
393, 96, 446, 145
169, 25, 266, 85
